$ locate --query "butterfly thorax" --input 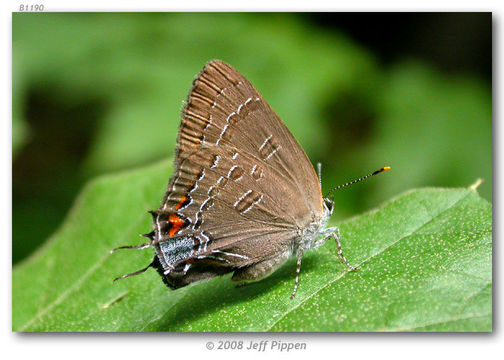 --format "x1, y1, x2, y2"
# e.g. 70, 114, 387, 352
294, 200, 332, 254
